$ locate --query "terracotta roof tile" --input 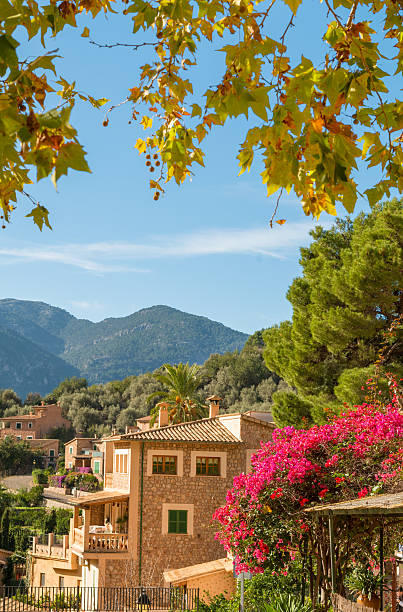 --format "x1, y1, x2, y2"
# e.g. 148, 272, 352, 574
121, 418, 240, 443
